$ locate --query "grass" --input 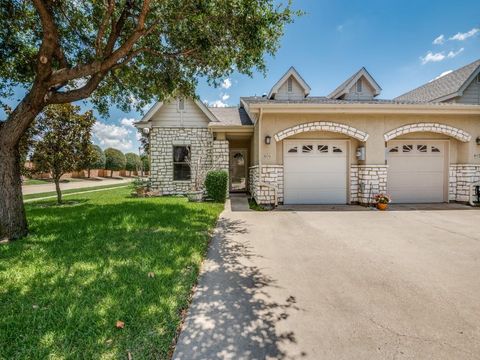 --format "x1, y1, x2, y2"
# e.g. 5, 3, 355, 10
0, 187, 224, 359
248, 197, 267, 211
23, 183, 130, 201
